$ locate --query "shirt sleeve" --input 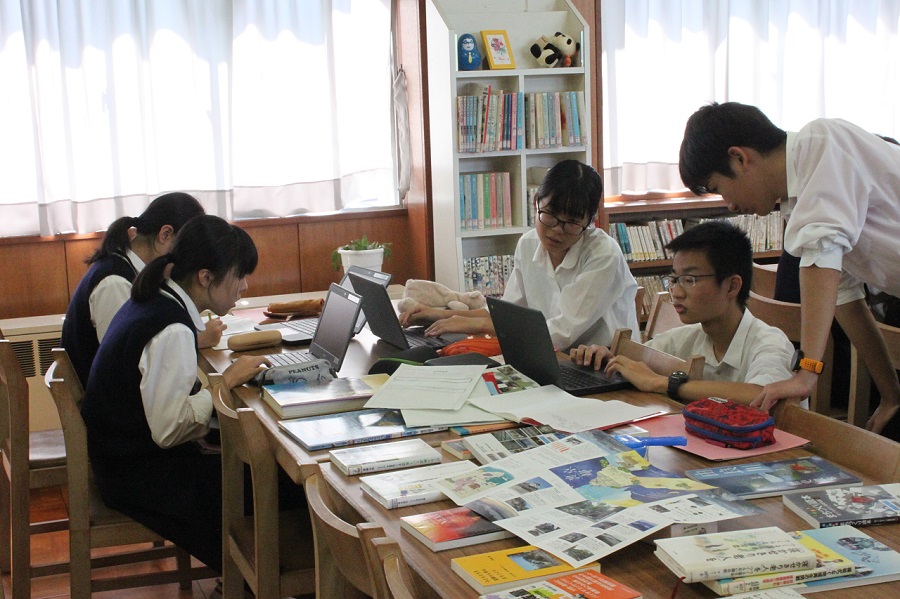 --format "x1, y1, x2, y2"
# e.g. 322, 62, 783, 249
741, 328, 795, 387
89, 275, 132, 342
138, 323, 212, 448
